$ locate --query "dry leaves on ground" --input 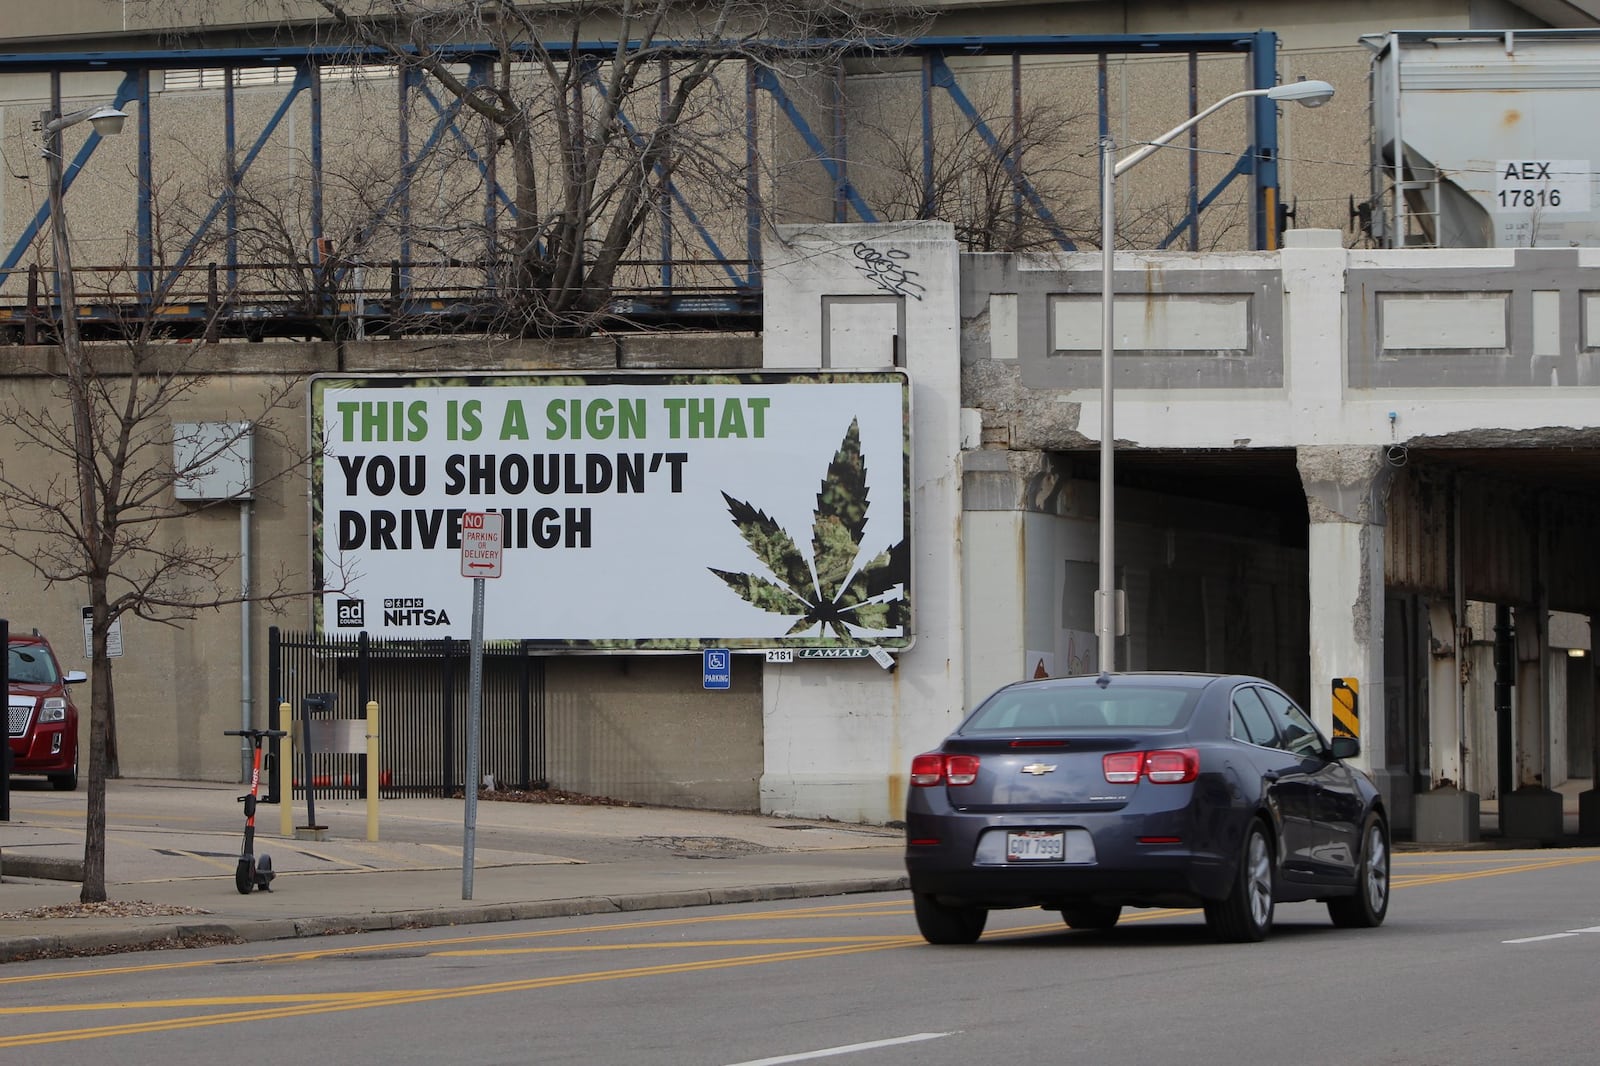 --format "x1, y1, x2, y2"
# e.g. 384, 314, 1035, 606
0, 900, 212, 921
